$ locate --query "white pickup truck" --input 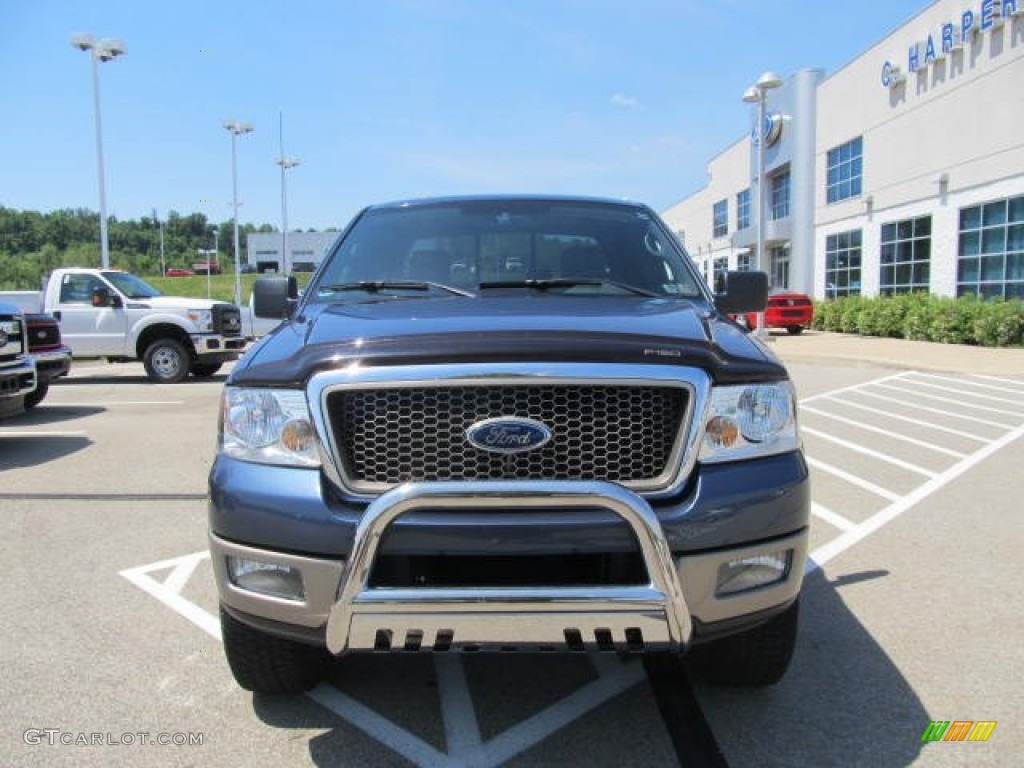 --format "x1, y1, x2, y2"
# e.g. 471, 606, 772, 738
3, 268, 246, 383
